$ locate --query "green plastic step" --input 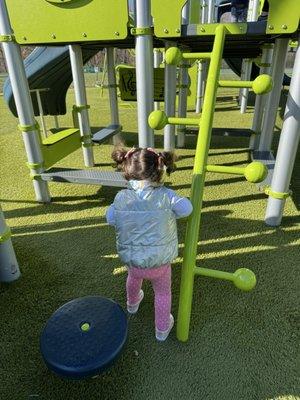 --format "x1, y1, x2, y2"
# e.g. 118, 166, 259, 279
92, 125, 122, 144
42, 128, 80, 146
